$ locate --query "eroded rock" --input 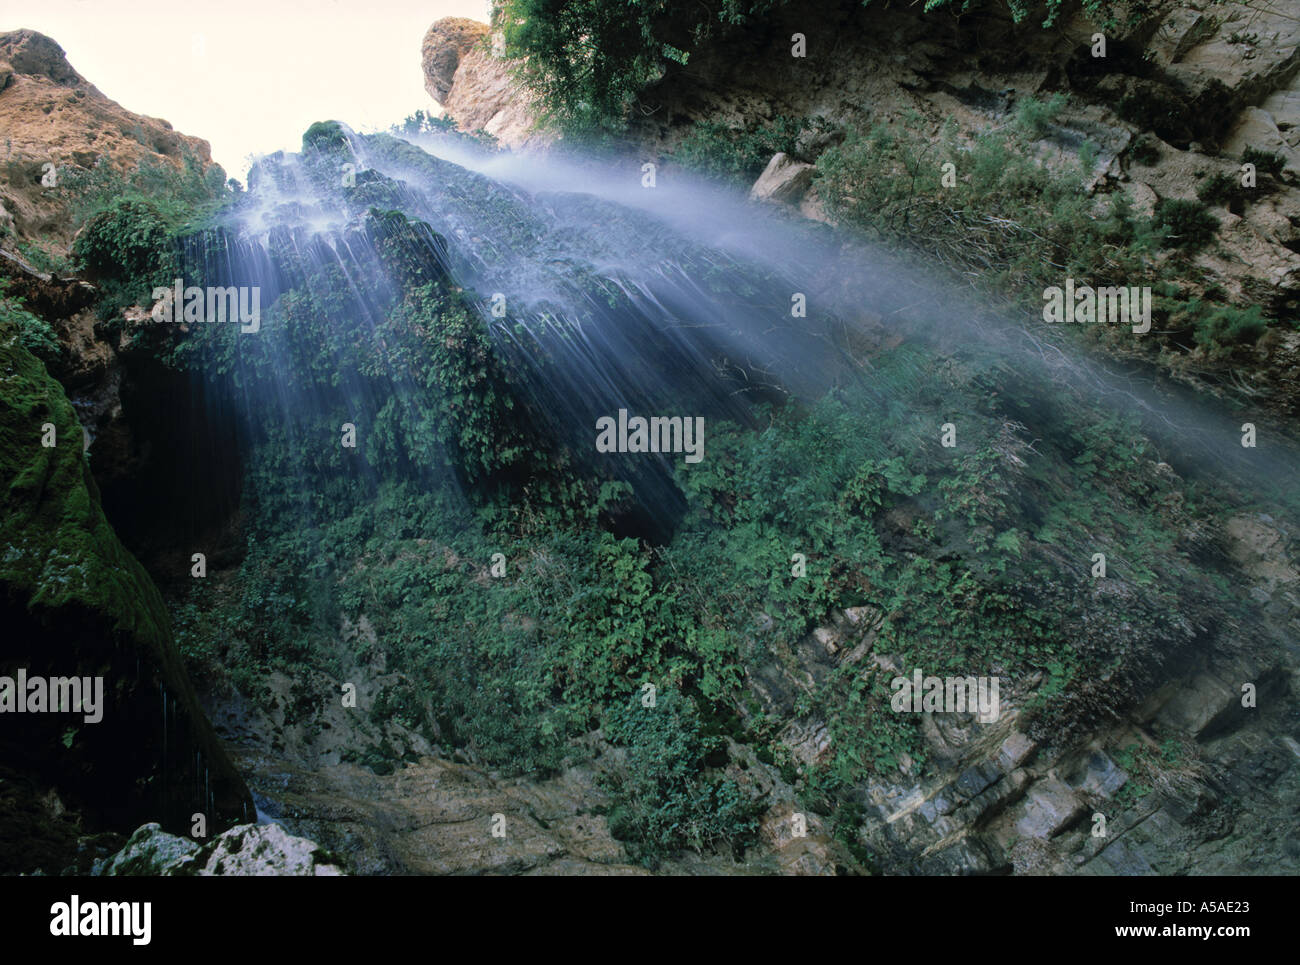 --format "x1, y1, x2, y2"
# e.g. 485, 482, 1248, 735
95, 822, 345, 876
